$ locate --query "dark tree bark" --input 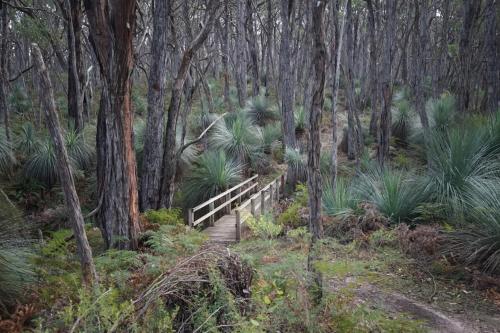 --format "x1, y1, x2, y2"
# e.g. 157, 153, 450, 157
366, 0, 378, 137
32, 44, 98, 286
140, 0, 170, 211
246, 0, 259, 97
0, 2, 10, 140
308, 0, 327, 242
160, 0, 220, 208
377, 0, 396, 166
64, 0, 84, 132
235, 0, 247, 107
220, 1, 232, 110
484, 0, 498, 114
84, 0, 141, 249
457, 0, 482, 114
280, 0, 298, 190
264, 0, 273, 95
412, 0, 430, 129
